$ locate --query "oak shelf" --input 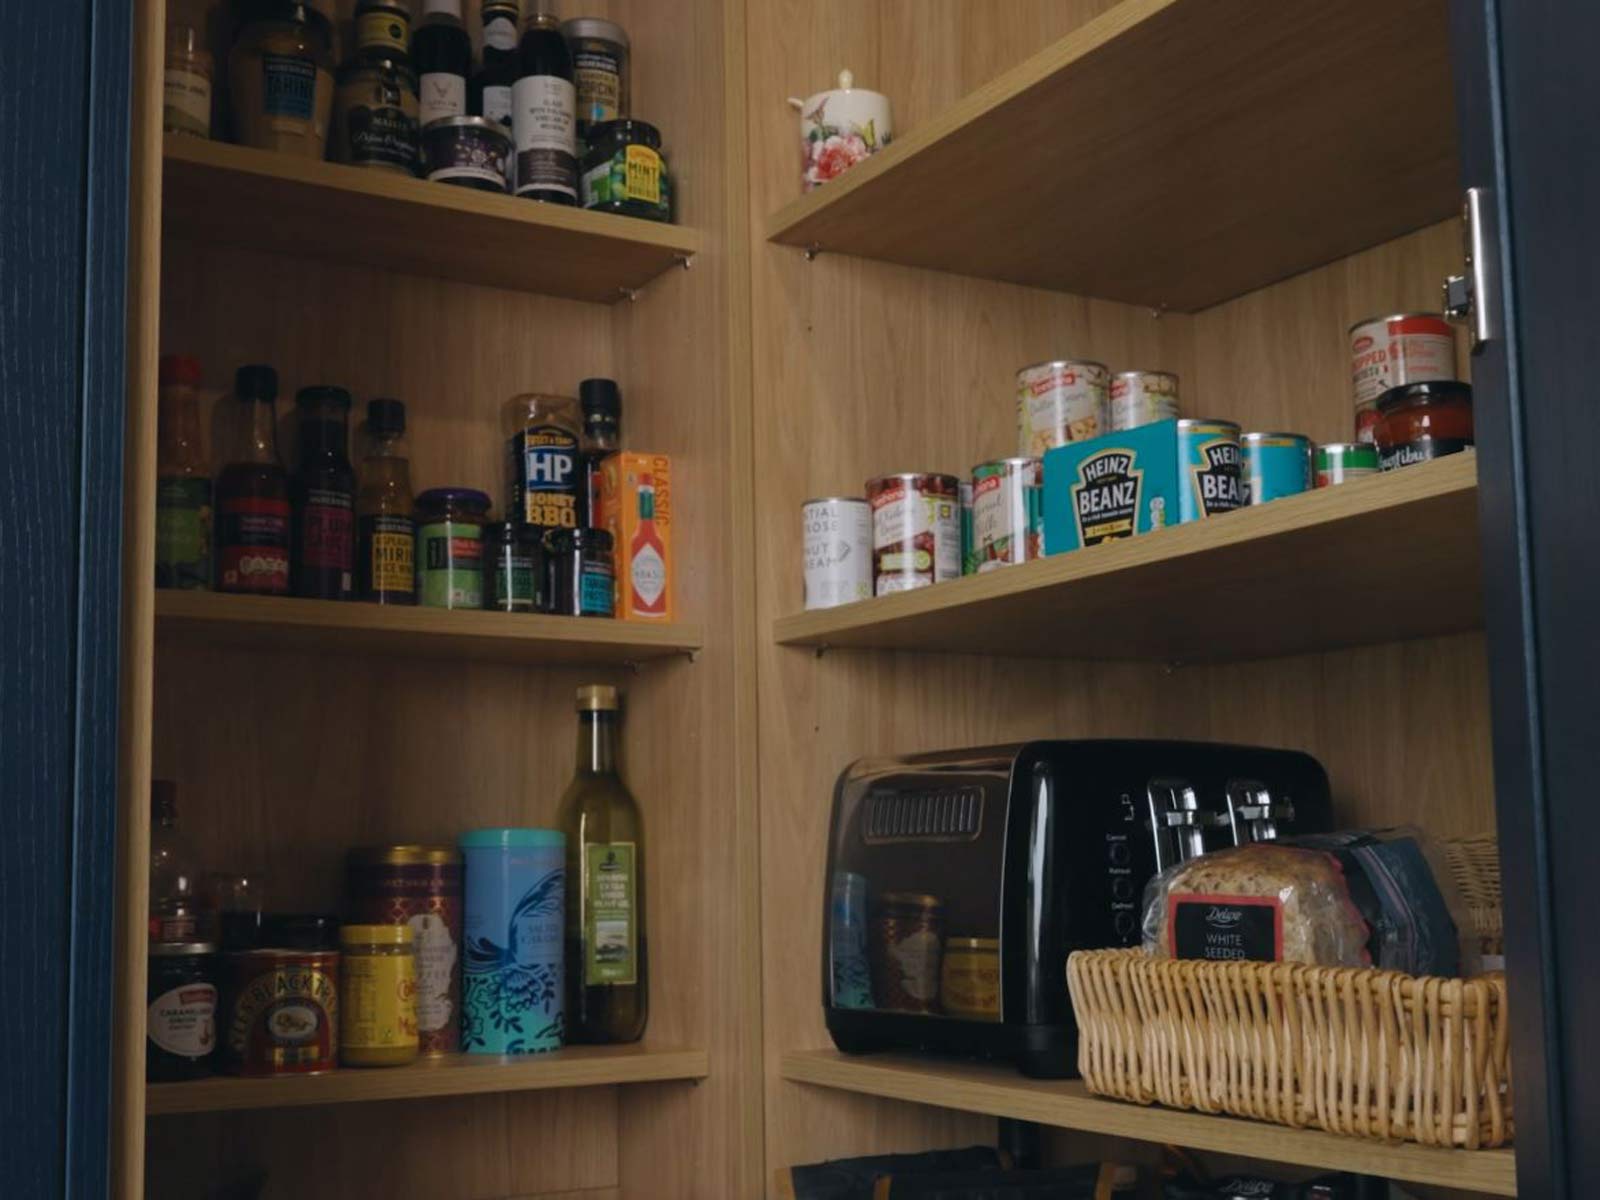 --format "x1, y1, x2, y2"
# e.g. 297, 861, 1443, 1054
147, 1044, 709, 1115
767, 0, 1459, 311
782, 1050, 1516, 1196
155, 590, 703, 667
775, 453, 1480, 663
162, 135, 701, 302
